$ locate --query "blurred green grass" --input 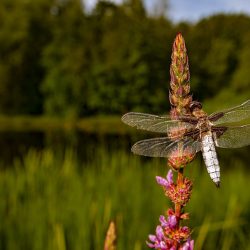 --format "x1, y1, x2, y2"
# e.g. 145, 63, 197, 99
0, 148, 249, 250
